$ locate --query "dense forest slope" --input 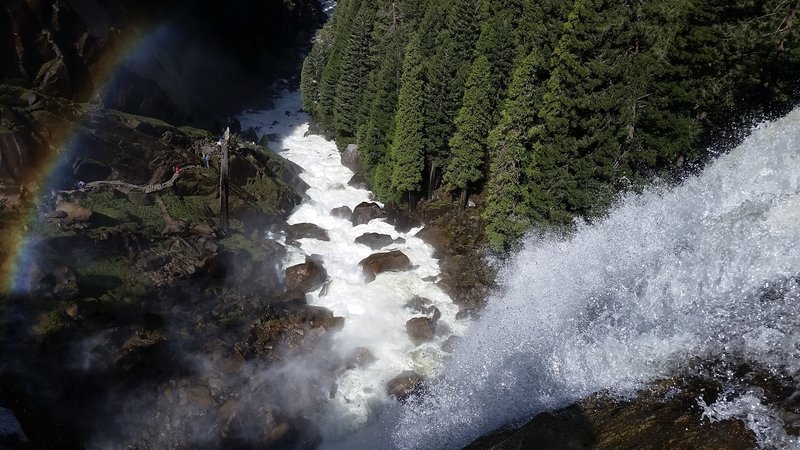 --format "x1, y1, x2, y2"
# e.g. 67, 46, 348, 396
301, 0, 800, 250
